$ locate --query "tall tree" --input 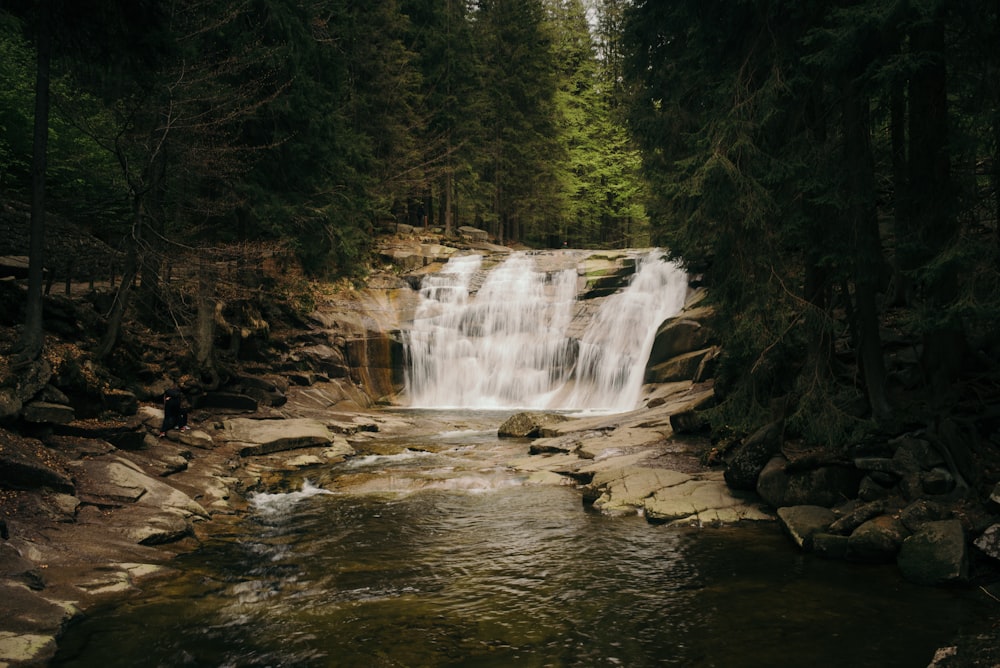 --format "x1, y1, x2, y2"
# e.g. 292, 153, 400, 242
474, 0, 562, 244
